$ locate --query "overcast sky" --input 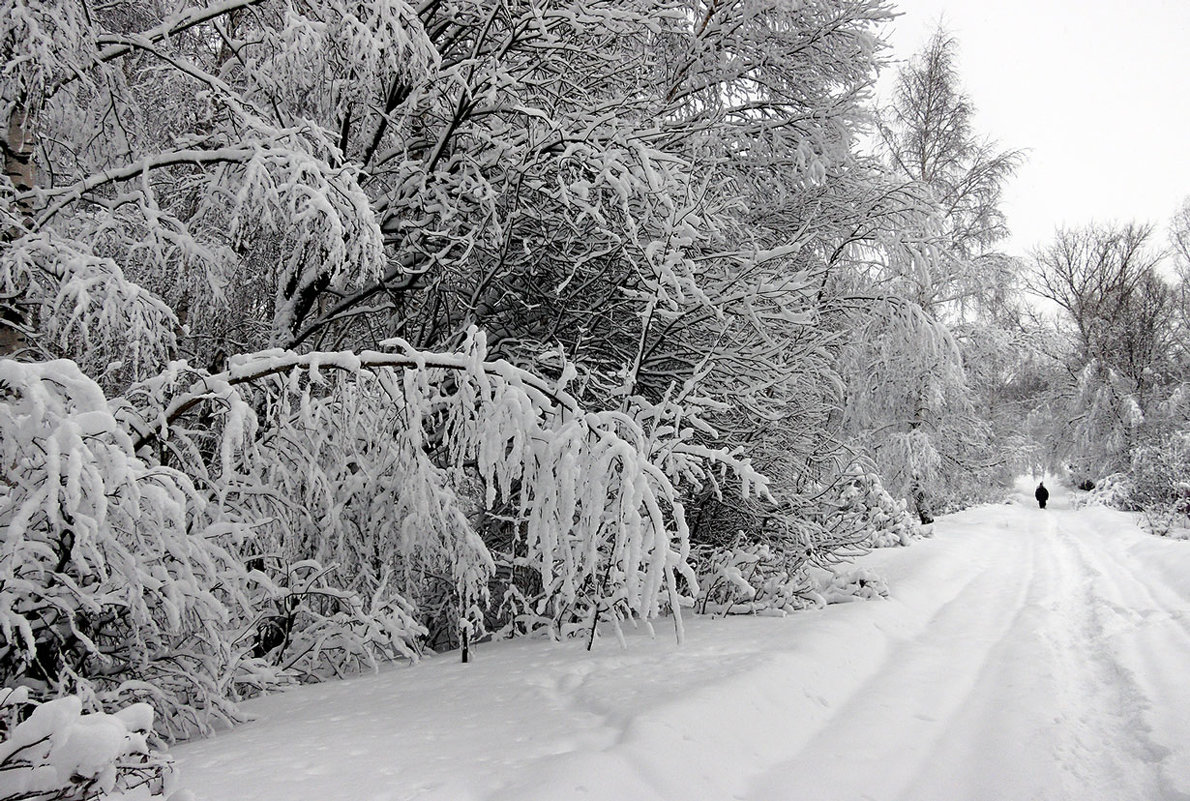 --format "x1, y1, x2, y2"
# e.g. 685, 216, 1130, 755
877, 0, 1190, 261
